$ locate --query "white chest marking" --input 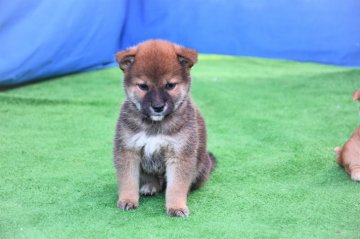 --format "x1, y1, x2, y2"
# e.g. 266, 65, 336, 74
126, 132, 176, 157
